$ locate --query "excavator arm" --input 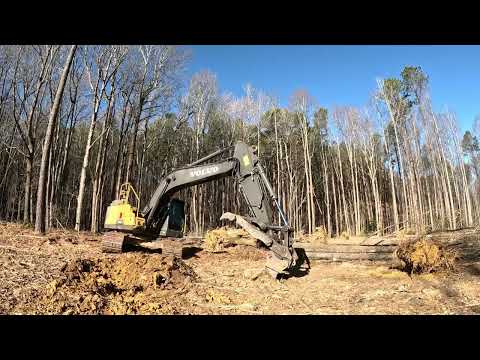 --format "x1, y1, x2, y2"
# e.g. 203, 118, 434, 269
142, 143, 273, 227
141, 158, 237, 231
